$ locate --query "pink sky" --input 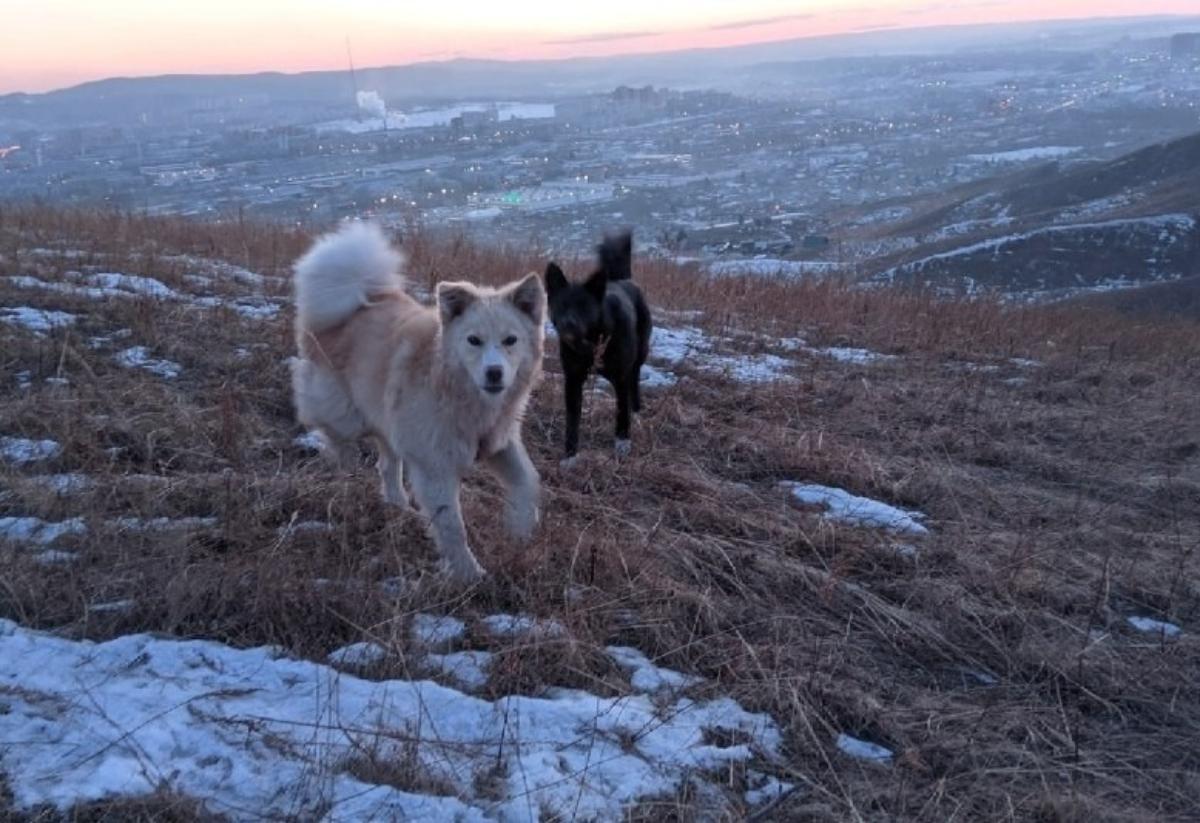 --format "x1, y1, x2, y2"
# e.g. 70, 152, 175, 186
1, 0, 1197, 94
